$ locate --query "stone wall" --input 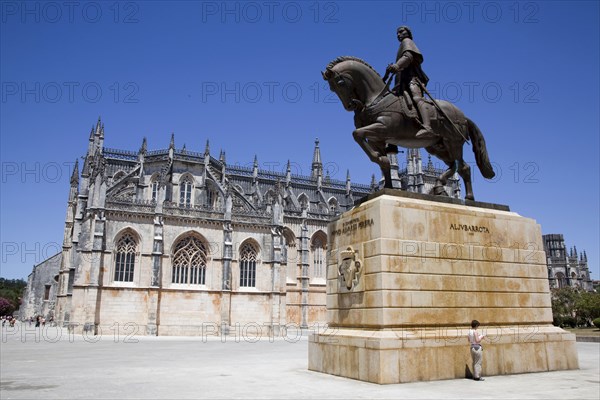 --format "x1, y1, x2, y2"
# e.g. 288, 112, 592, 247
19, 253, 61, 320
